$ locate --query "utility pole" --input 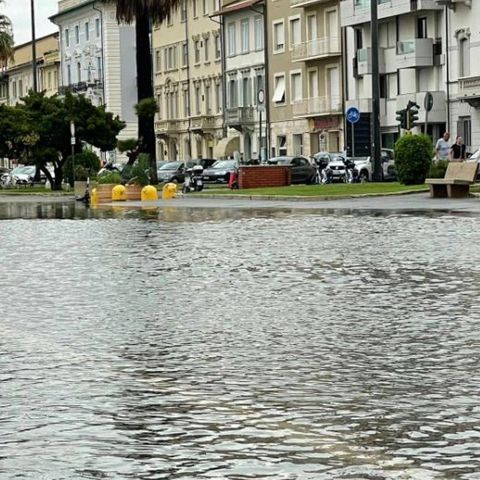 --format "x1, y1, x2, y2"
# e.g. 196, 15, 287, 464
370, 0, 382, 181
30, 0, 38, 92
